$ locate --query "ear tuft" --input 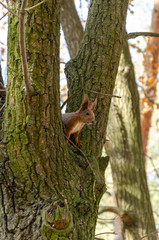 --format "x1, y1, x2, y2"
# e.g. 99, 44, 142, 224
79, 94, 89, 112
90, 98, 97, 111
